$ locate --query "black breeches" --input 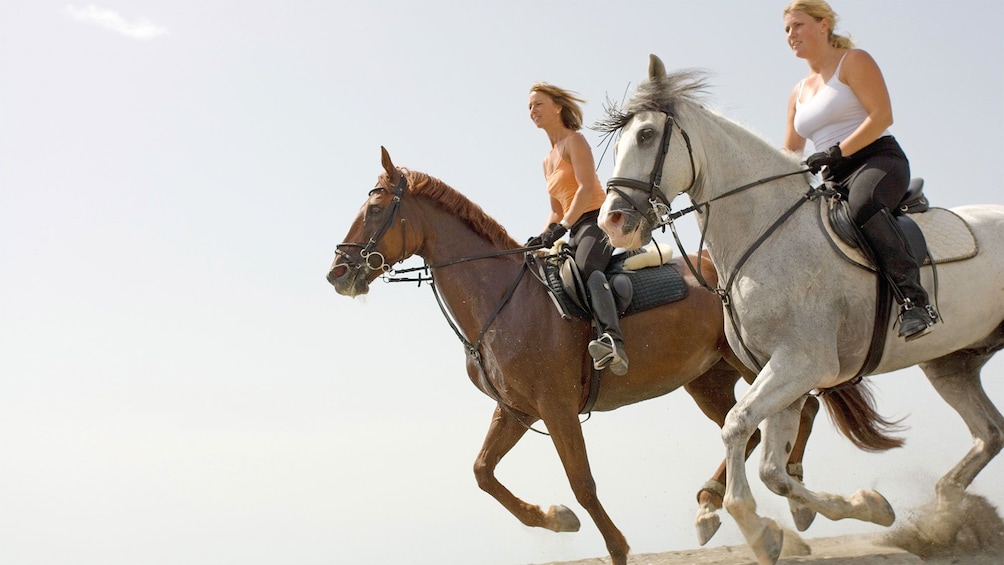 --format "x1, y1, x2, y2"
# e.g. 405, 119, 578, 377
826, 136, 911, 226
570, 217, 613, 278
